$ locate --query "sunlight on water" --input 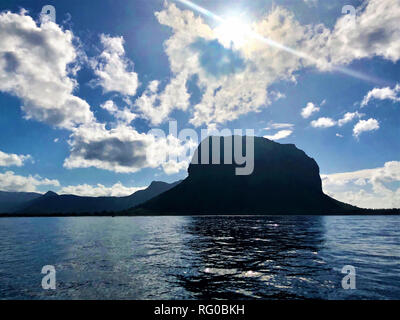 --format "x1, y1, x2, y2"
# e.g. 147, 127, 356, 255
0, 216, 398, 299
